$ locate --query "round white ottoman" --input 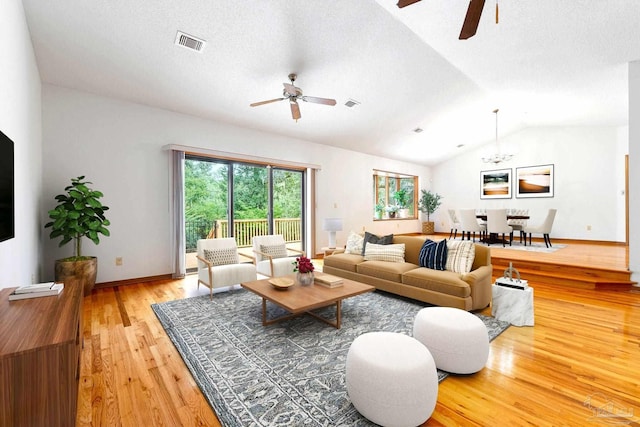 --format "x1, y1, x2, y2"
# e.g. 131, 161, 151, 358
413, 307, 489, 374
346, 332, 438, 427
